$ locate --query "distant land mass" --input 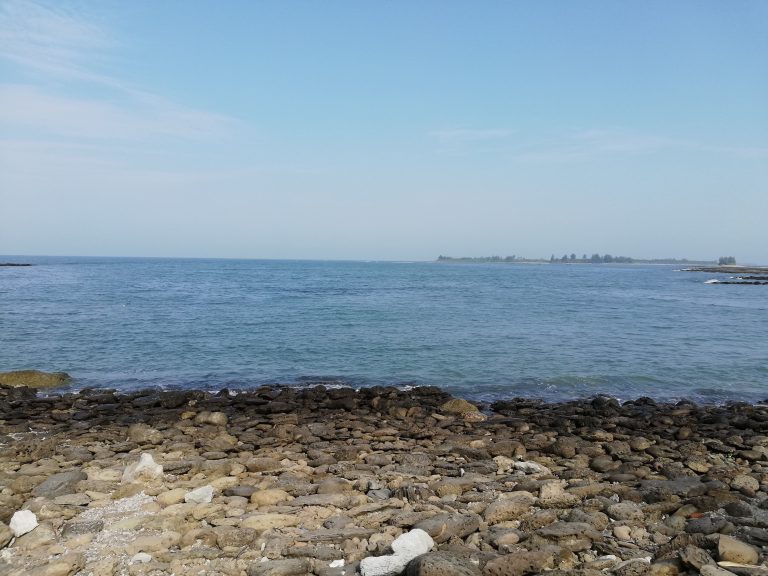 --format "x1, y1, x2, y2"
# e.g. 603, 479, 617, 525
437, 254, 718, 265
